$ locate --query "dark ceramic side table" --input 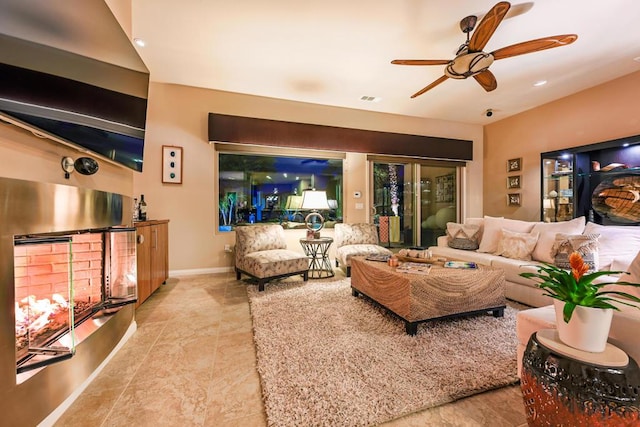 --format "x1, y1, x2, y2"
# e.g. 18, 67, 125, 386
521, 329, 640, 426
